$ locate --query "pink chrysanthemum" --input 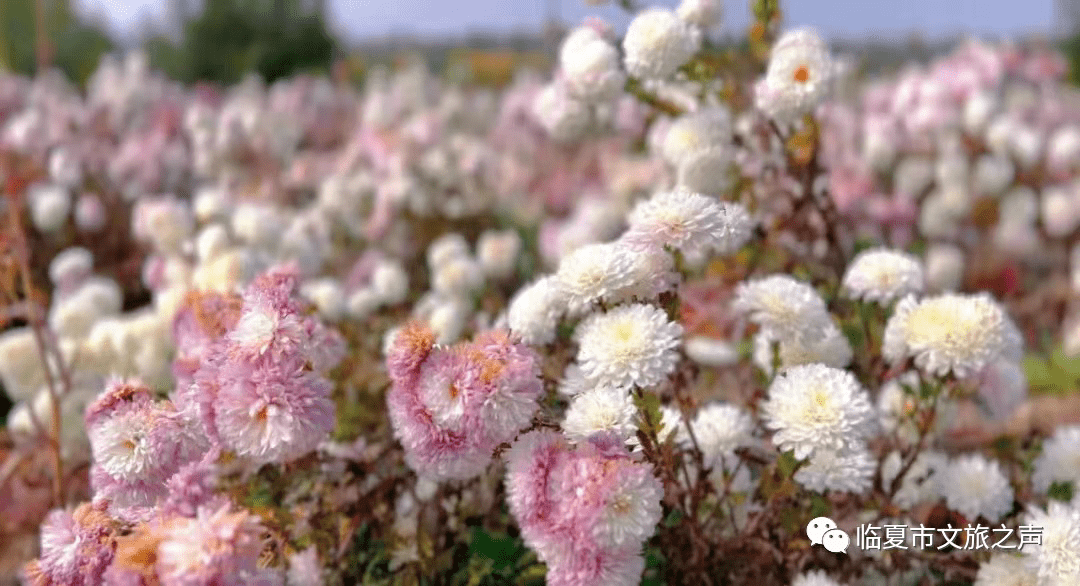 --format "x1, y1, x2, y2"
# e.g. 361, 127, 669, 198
155, 504, 275, 586
162, 451, 228, 518
213, 358, 335, 464
387, 325, 544, 480
23, 502, 119, 586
